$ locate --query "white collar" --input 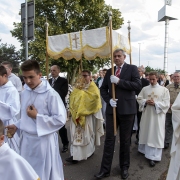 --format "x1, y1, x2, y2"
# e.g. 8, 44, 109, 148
53, 76, 59, 80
